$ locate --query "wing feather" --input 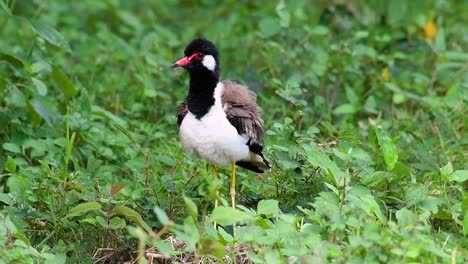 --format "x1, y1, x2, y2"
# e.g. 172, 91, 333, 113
221, 80, 265, 152
176, 100, 188, 127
